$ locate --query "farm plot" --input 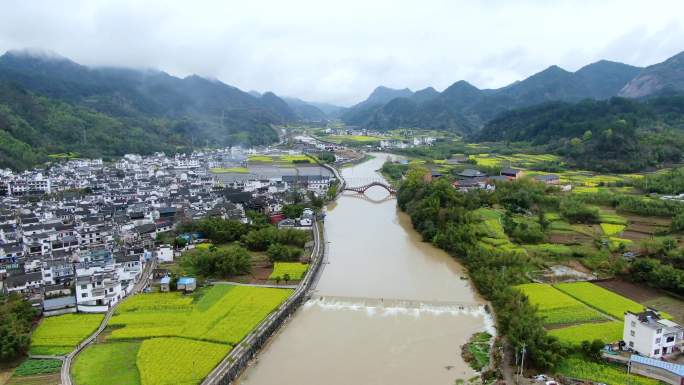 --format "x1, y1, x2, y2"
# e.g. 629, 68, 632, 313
555, 357, 660, 385
108, 285, 293, 344
515, 283, 605, 325
522, 243, 574, 259
72, 341, 141, 385
12, 359, 62, 376
548, 321, 623, 345
137, 337, 230, 385
474, 208, 526, 254
554, 282, 656, 319
600, 223, 626, 236
598, 210, 627, 225
30, 313, 104, 355
269, 262, 309, 280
